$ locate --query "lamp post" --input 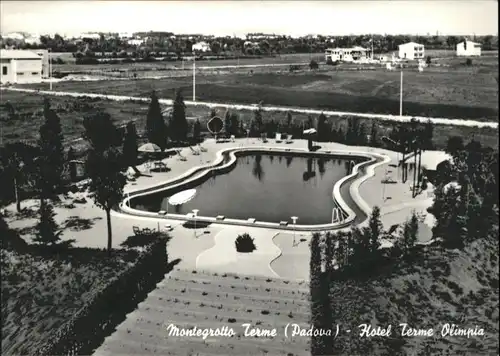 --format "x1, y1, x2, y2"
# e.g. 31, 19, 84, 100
399, 64, 403, 117
49, 48, 53, 91
192, 51, 196, 102
192, 209, 199, 237
291, 216, 298, 247
382, 168, 388, 202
